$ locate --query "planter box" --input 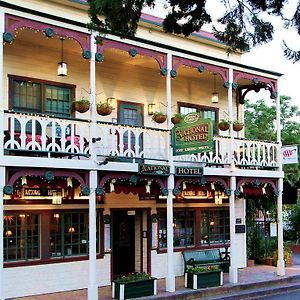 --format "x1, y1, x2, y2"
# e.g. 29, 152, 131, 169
185, 270, 223, 290
112, 277, 157, 300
